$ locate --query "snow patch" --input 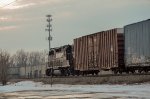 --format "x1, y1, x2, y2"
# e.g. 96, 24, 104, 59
0, 81, 150, 98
